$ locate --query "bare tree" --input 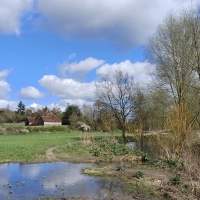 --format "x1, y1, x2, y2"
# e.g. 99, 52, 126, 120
94, 69, 137, 142
147, 8, 199, 137
146, 7, 200, 160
